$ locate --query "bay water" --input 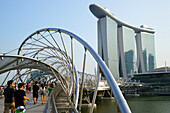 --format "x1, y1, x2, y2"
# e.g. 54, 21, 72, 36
82, 96, 170, 113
